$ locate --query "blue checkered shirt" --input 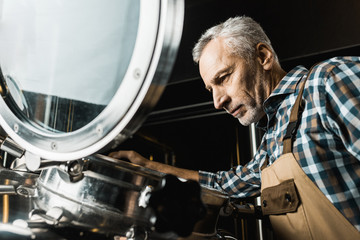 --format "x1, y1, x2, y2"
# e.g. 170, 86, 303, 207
199, 56, 360, 230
